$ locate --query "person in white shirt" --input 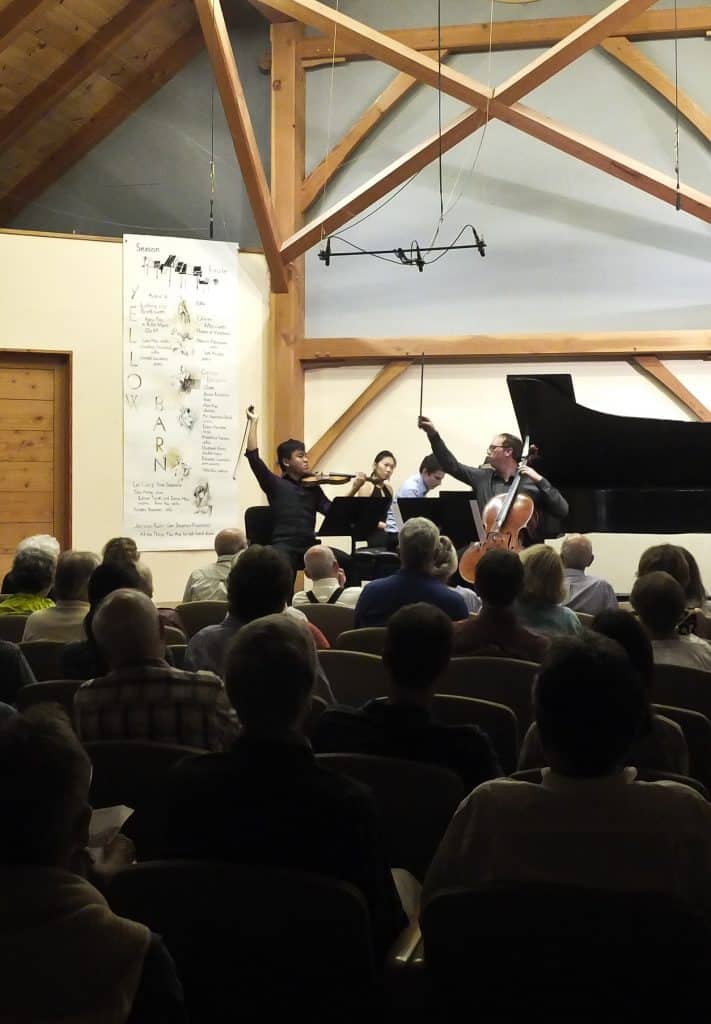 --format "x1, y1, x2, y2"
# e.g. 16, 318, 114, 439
292, 545, 362, 609
182, 528, 247, 603
560, 534, 618, 615
423, 633, 711, 914
22, 550, 99, 643
631, 571, 711, 673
